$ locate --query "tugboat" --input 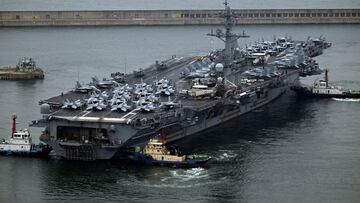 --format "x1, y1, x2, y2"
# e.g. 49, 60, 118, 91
0, 114, 52, 157
291, 69, 360, 98
128, 131, 211, 168
0, 57, 44, 80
